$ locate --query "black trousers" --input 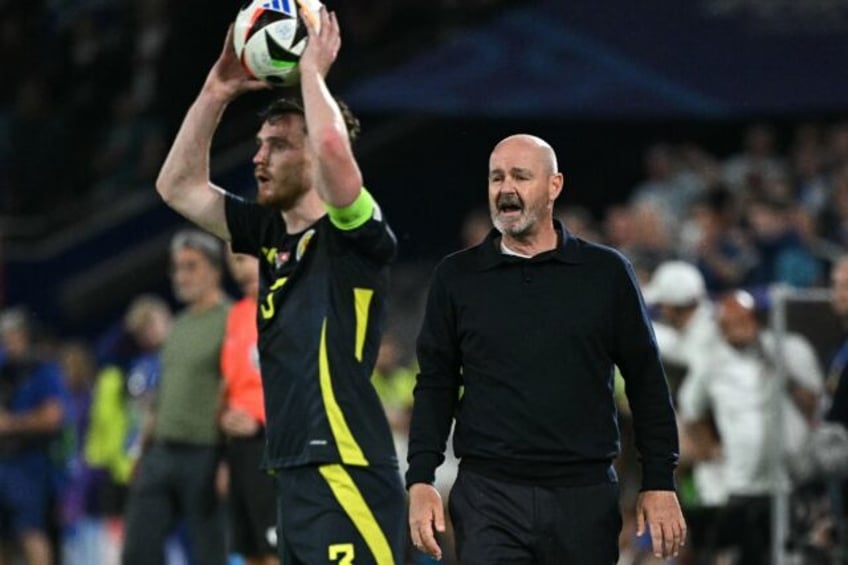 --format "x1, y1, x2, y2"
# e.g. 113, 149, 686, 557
122, 442, 227, 565
448, 469, 621, 565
